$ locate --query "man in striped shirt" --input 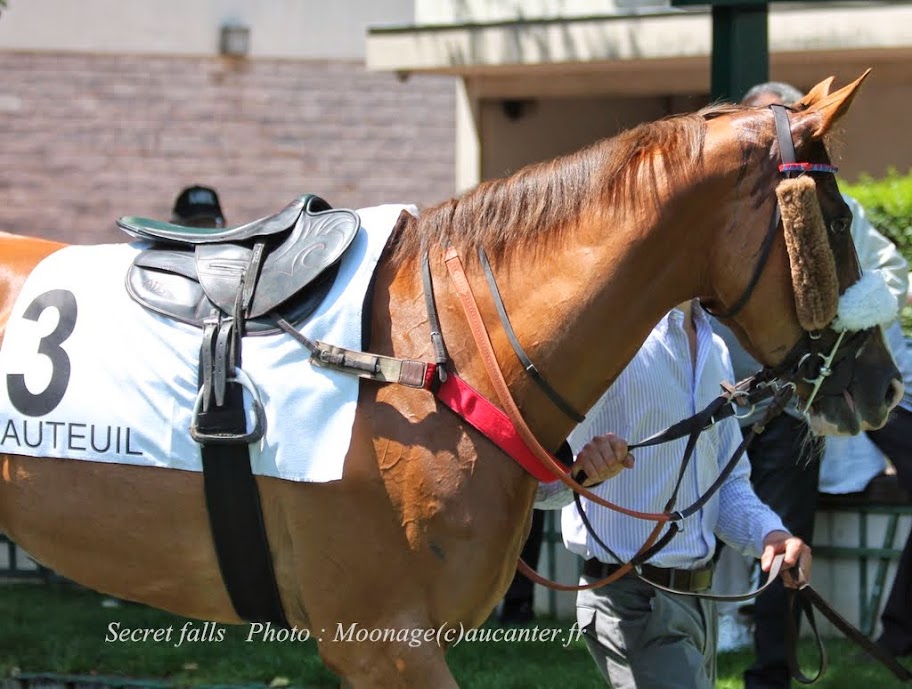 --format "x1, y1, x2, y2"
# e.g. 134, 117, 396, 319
537, 299, 811, 688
